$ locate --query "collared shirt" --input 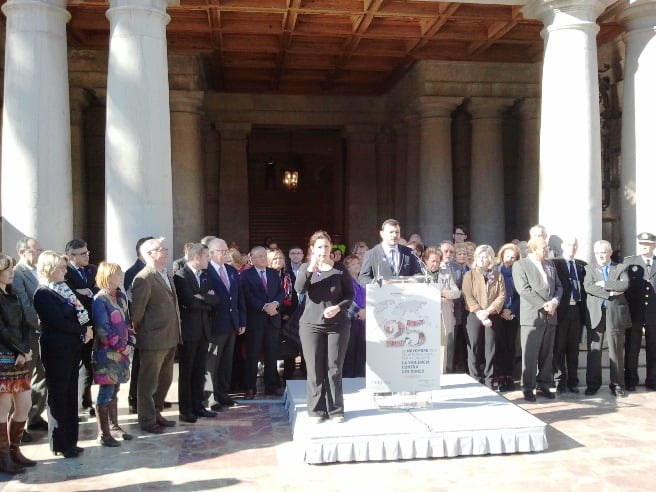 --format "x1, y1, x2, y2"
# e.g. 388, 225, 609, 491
529, 256, 548, 285
187, 264, 202, 287
158, 268, 172, 290
18, 259, 39, 282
